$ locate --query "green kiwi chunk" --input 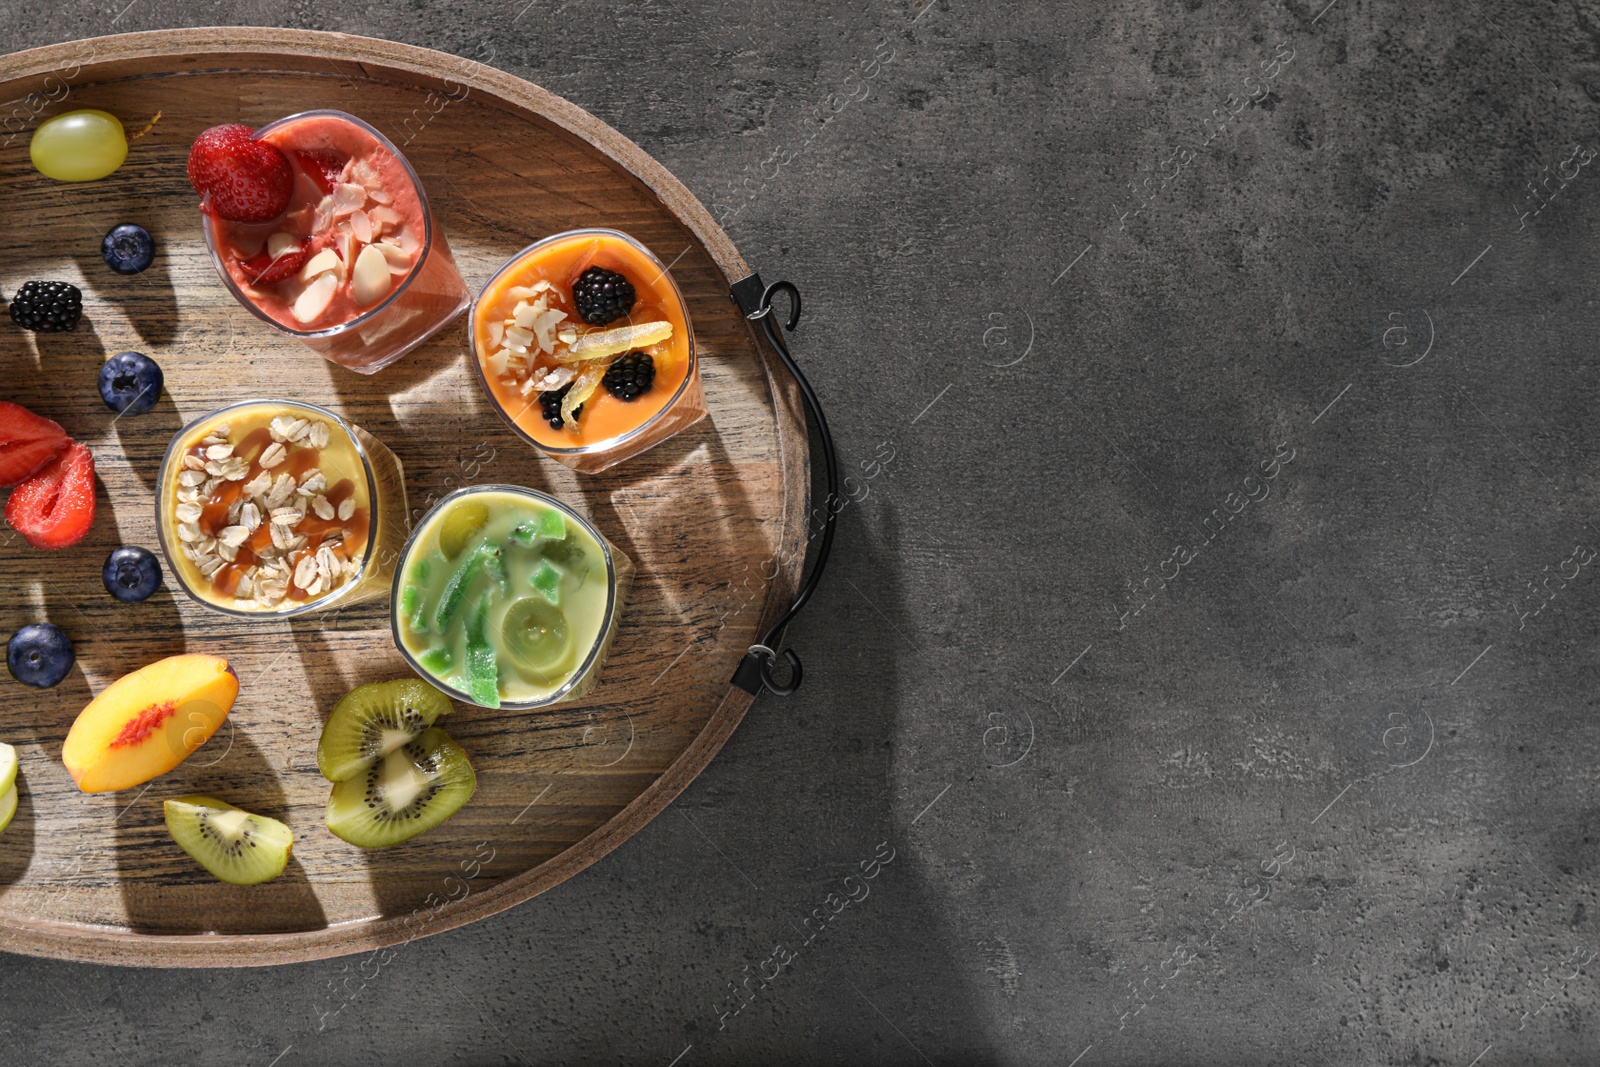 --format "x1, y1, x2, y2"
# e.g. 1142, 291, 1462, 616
434, 542, 502, 631
417, 646, 454, 675
530, 559, 563, 604
163, 796, 293, 886
317, 679, 453, 783
509, 508, 566, 547
325, 727, 476, 849
463, 597, 500, 708
539, 536, 583, 569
